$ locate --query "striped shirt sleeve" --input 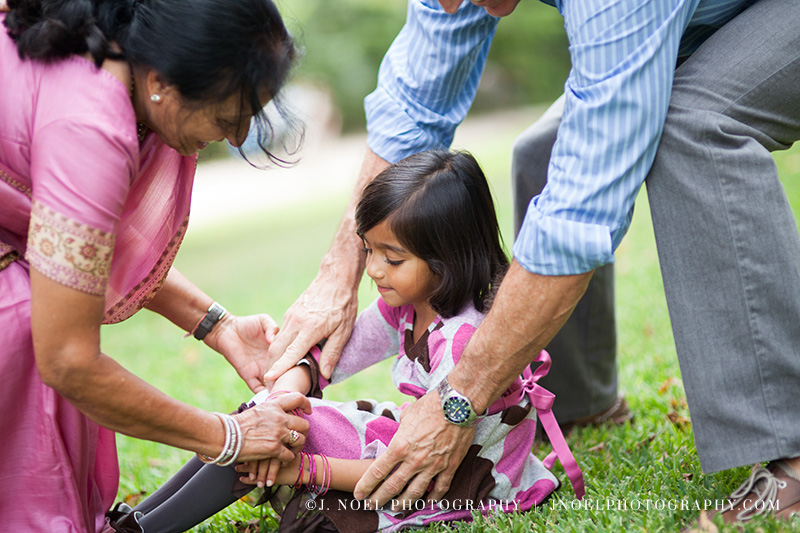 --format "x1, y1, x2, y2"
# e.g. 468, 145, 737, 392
515, 0, 703, 274
366, 0, 754, 276
365, 0, 498, 163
